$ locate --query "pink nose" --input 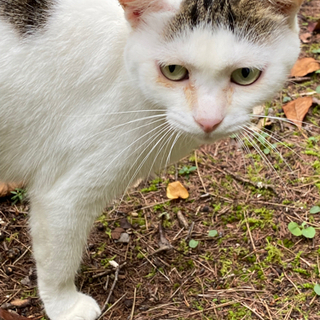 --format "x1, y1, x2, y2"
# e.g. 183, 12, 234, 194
194, 117, 223, 133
